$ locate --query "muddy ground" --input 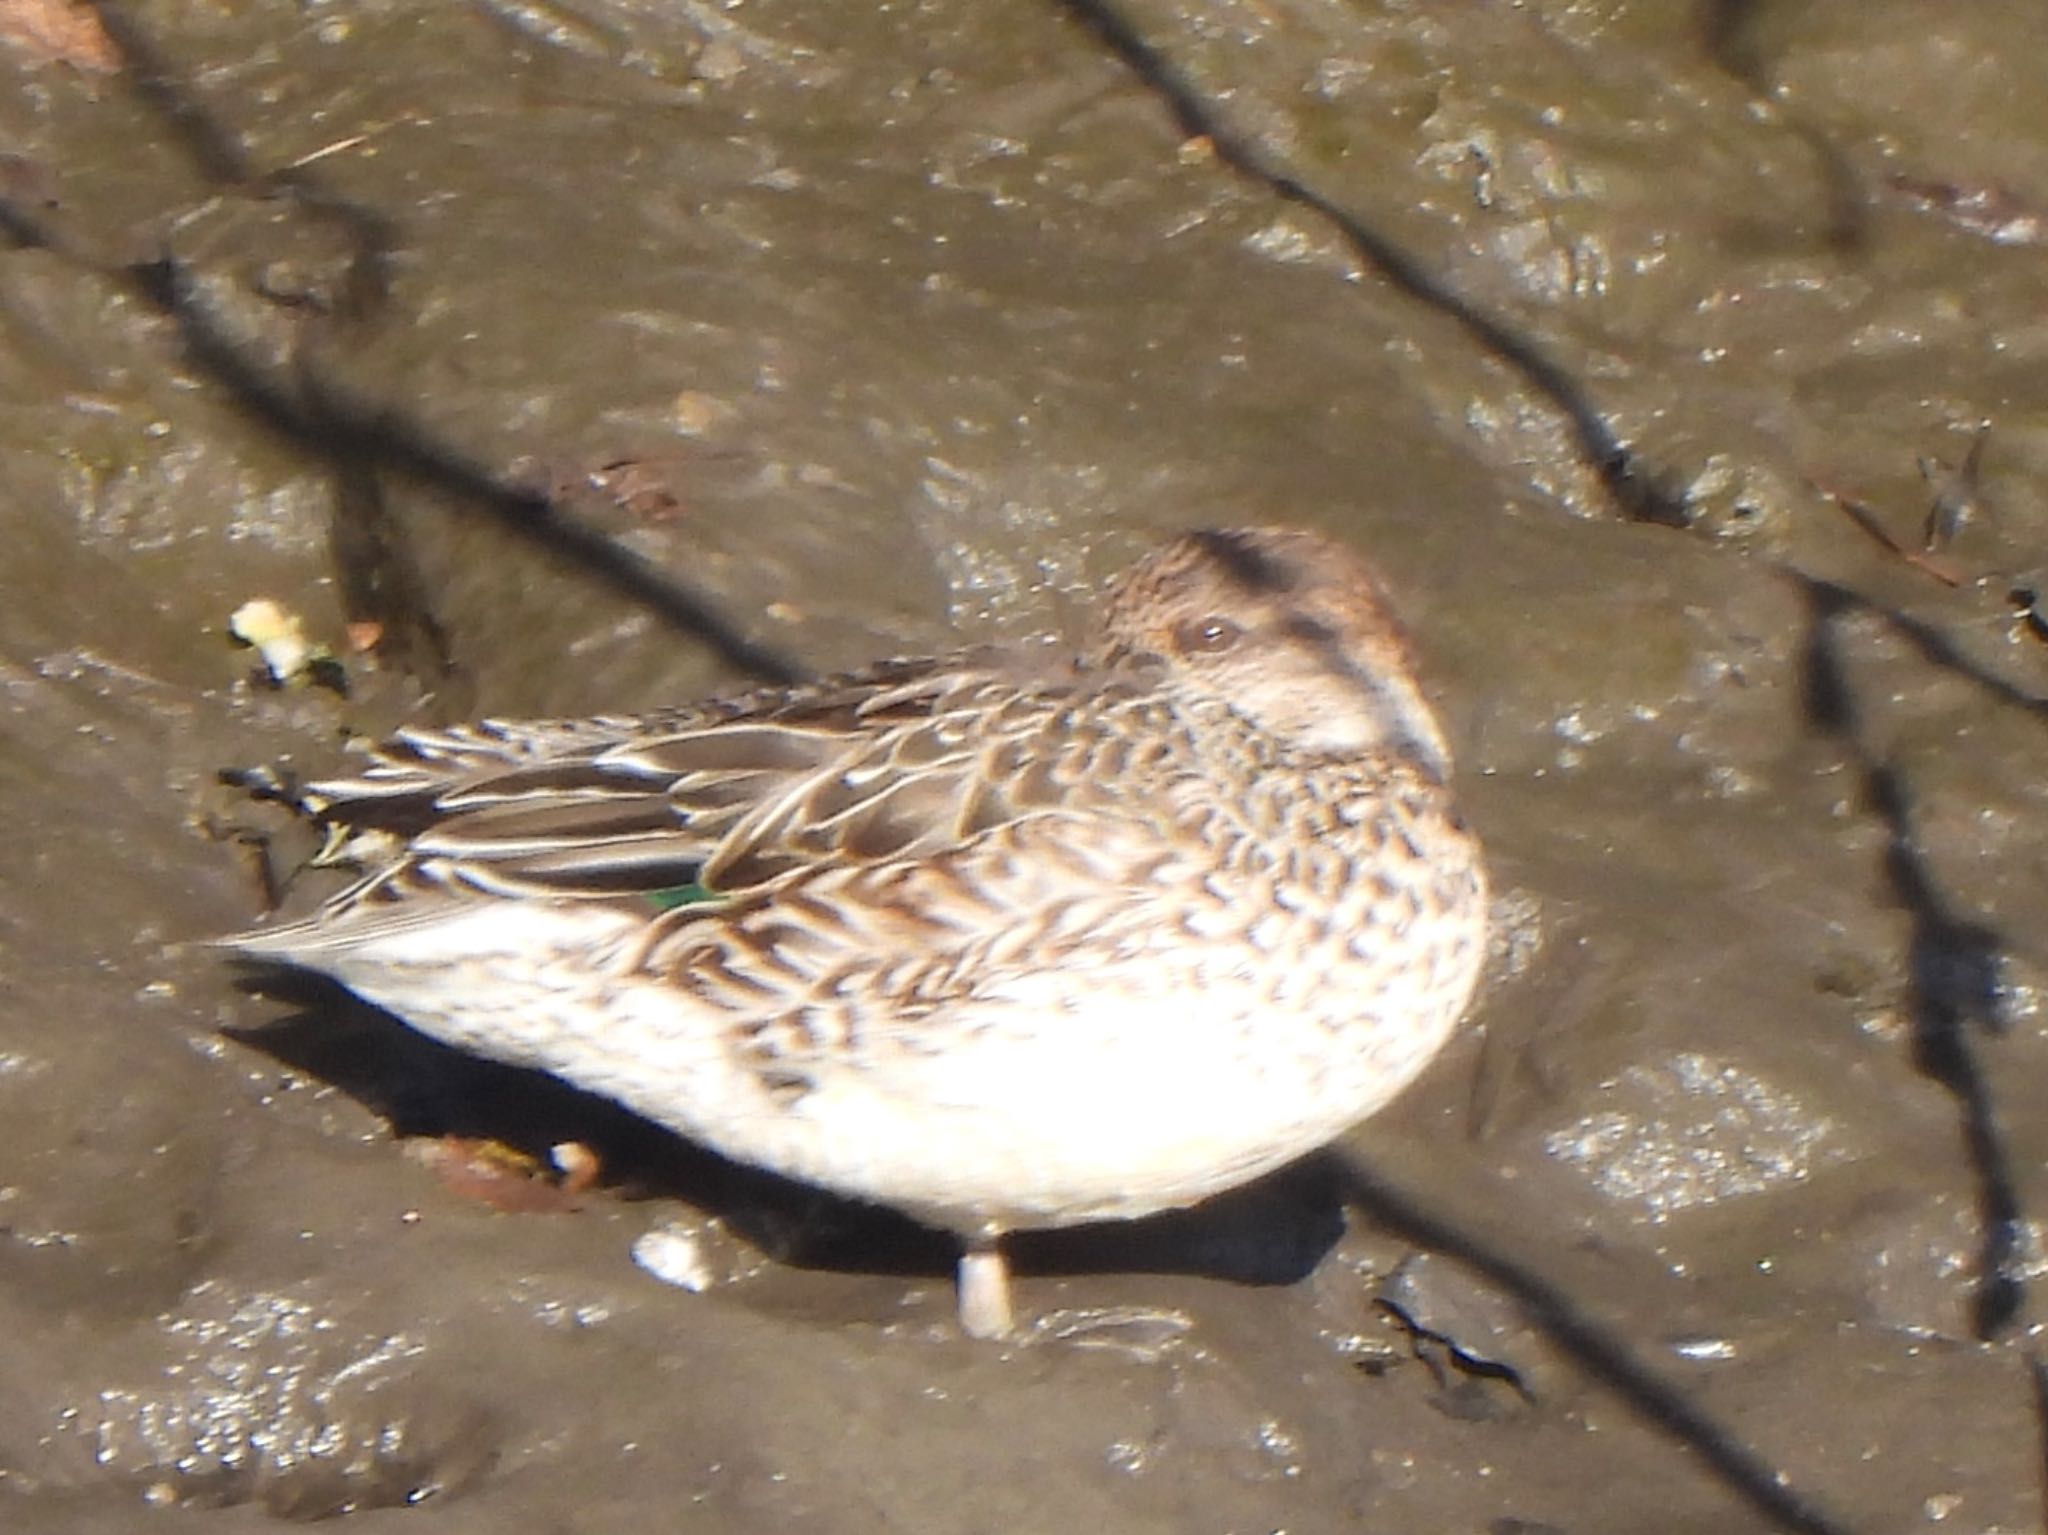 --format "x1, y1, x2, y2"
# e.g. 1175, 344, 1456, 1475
5, 2, 2048, 1531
